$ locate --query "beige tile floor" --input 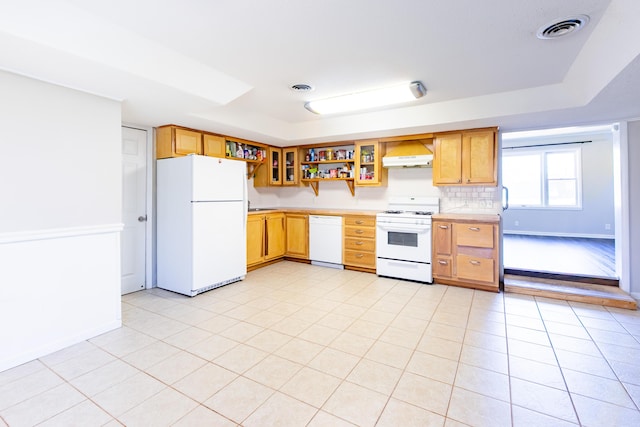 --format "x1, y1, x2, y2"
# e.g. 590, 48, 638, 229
1, 261, 640, 426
